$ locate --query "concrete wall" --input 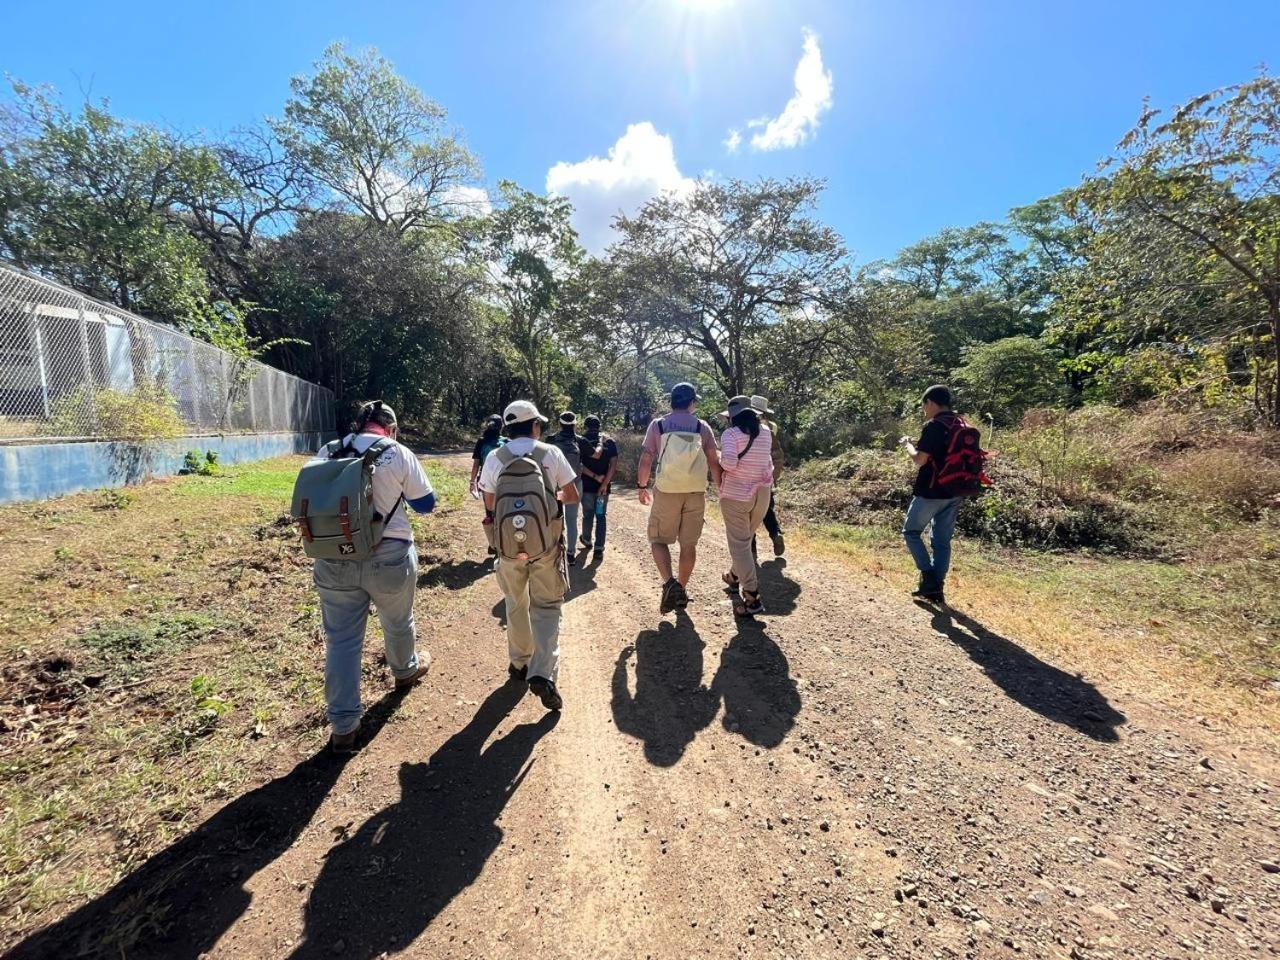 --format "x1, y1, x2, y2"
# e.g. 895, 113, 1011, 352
0, 432, 328, 505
